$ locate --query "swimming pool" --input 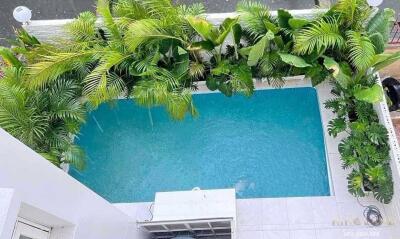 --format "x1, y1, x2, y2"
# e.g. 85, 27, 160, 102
70, 87, 330, 202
